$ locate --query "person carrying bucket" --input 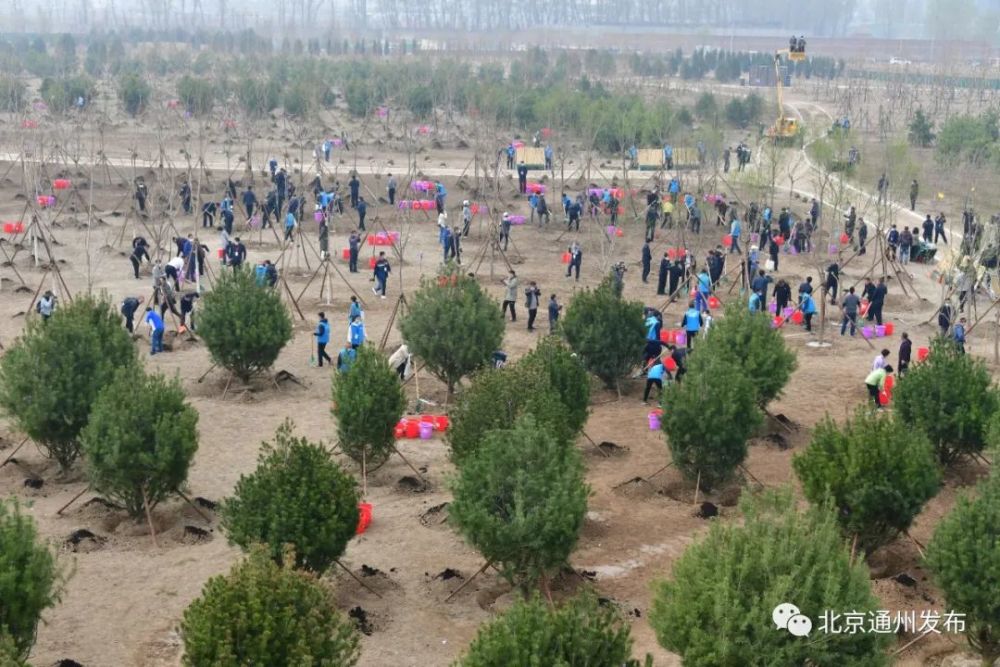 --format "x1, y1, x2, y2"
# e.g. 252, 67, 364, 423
680, 301, 703, 350
865, 364, 893, 410
797, 291, 818, 332
643, 357, 666, 403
